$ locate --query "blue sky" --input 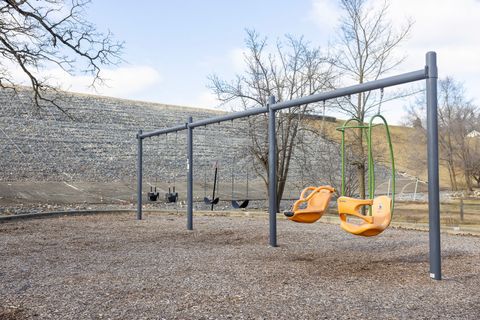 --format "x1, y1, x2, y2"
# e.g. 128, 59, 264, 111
83, 0, 328, 106
18, 0, 480, 124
